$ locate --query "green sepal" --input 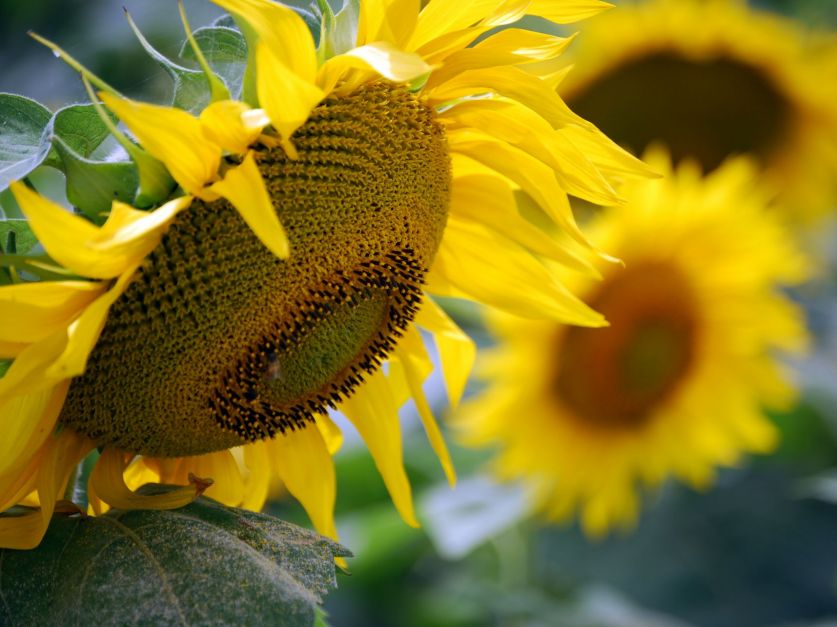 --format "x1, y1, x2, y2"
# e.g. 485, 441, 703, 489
179, 26, 248, 100
52, 137, 139, 224
43, 103, 118, 169
0, 93, 52, 192
0, 487, 351, 626
318, 0, 360, 62
126, 11, 212, 114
